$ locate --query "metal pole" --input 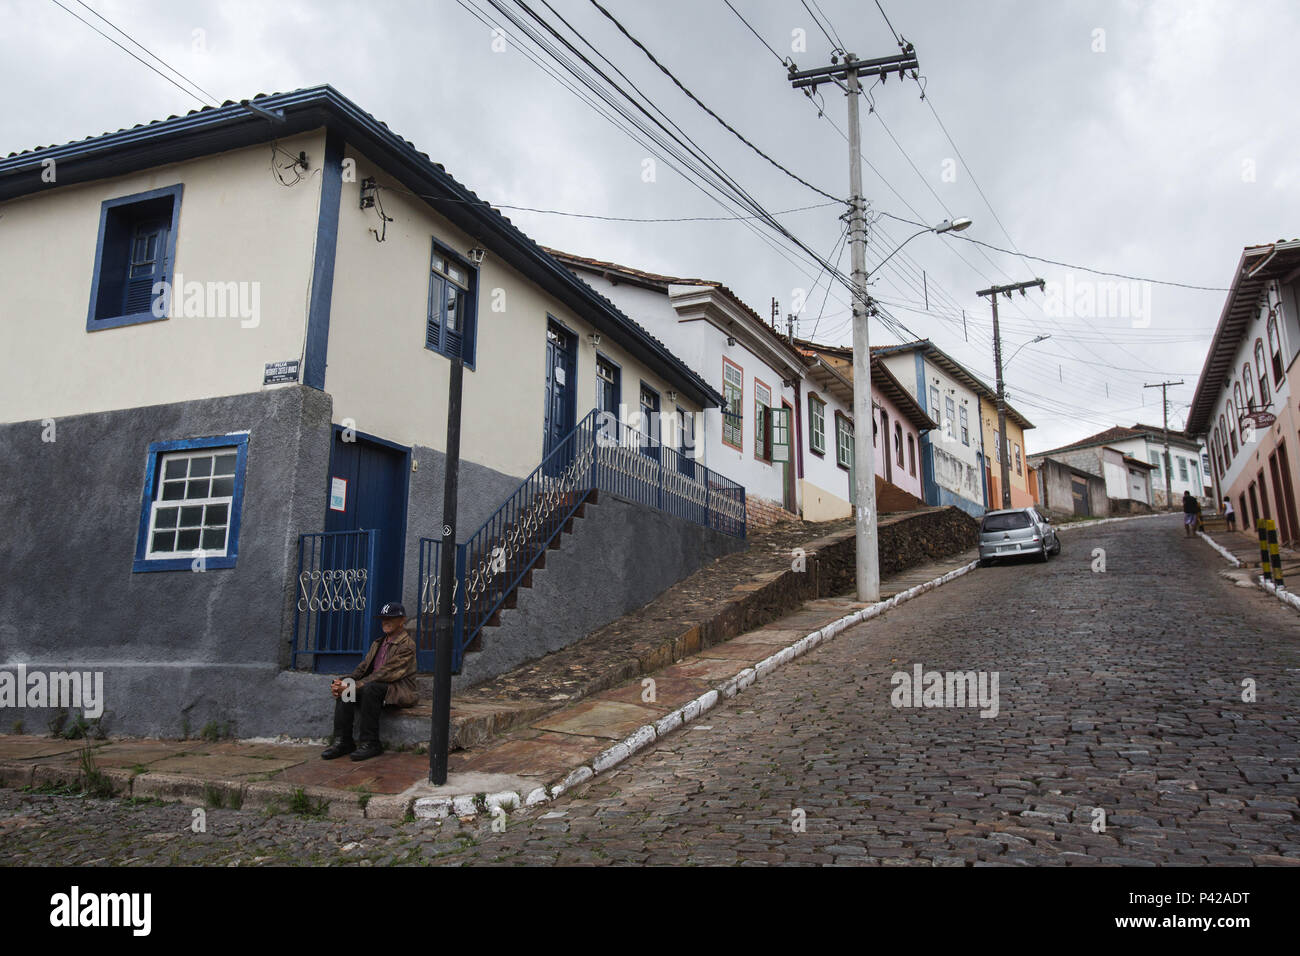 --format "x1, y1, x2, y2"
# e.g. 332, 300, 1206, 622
1144, 380, 1183, 509
990, 294, 1012, 509
1162, 386, 1173, 509
845, 66, 880, 603
429, 354, 463, 785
